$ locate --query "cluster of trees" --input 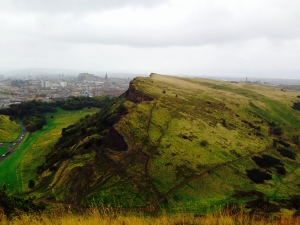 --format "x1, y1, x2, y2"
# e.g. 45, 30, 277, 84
23, 115, 47, 132
0, 100, 56, 119
0, 96, 115, 132
56, 96, 112, 110
0, 185, 45, 217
